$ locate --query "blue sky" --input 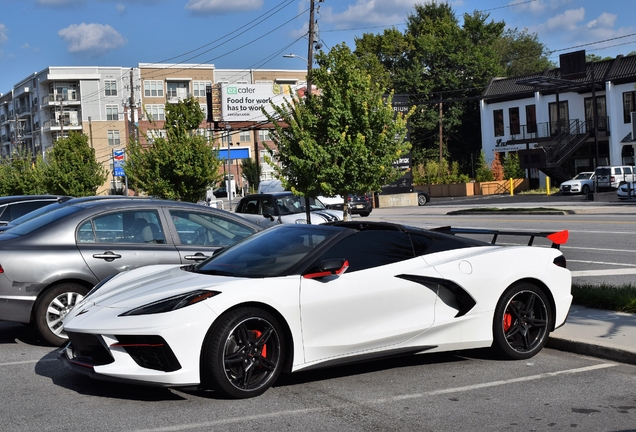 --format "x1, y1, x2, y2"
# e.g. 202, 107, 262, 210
1, 0, 636, 92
